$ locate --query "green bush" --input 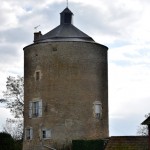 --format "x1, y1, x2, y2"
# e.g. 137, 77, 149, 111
0, 132, 15, 150
72, 140, 105, 150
